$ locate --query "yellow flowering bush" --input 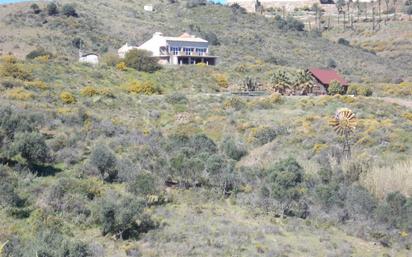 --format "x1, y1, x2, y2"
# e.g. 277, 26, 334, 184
116, 62, 127, 71
124, 81, 157, 95
5, 88, 34, 100
80, 86, 98, 97
60, 91, 76, 104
